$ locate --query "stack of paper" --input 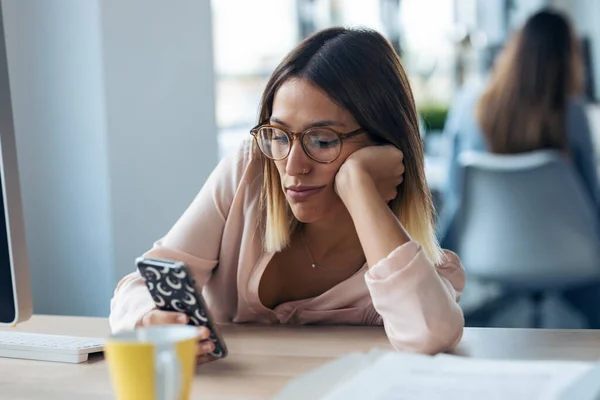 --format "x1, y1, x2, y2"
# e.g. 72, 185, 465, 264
275, 350, 600, 400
